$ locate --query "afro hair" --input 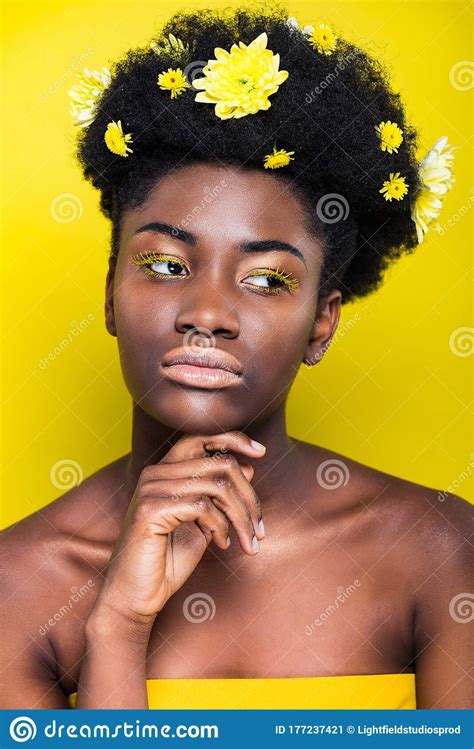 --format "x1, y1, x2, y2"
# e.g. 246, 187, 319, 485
73, 3, 423, 305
